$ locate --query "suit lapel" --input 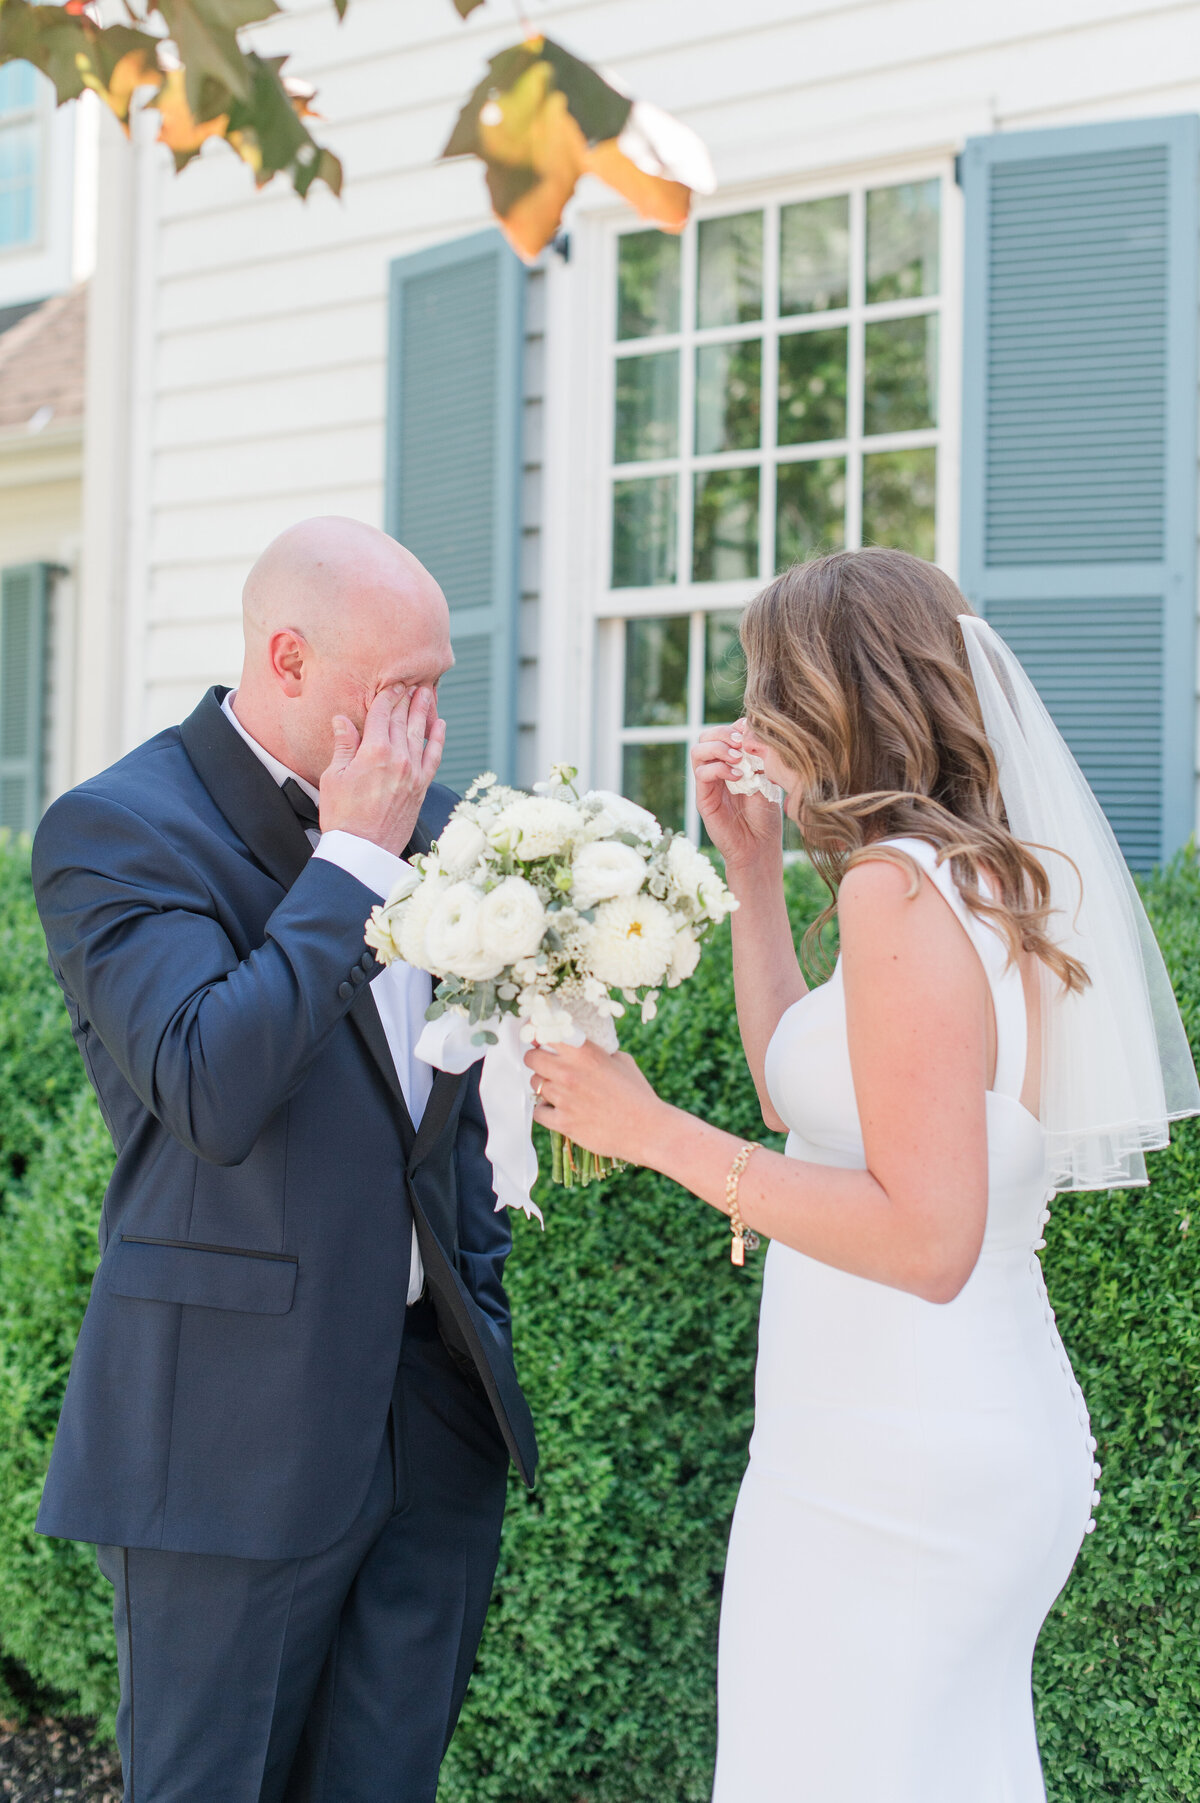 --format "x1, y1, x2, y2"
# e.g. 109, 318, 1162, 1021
179, 688, 312, 891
